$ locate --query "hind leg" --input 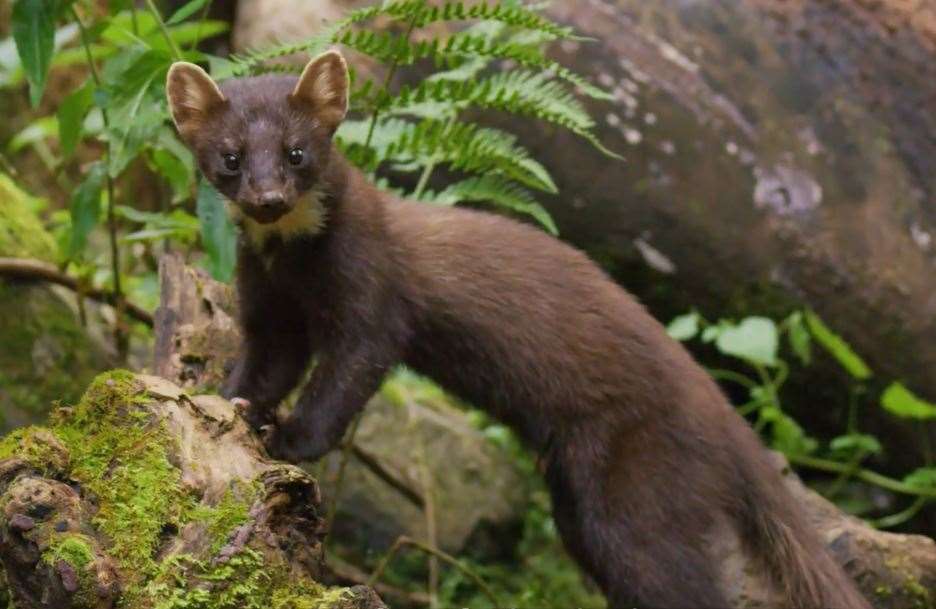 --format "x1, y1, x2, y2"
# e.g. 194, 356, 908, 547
547, 456, 732, 608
